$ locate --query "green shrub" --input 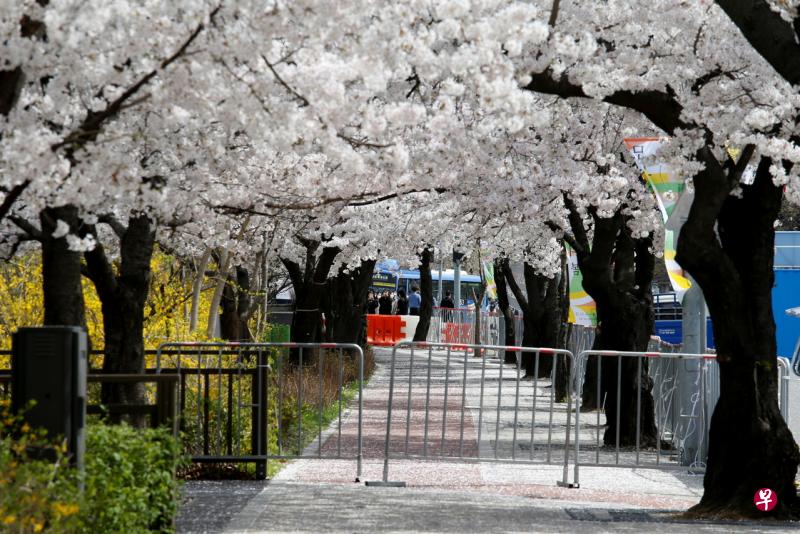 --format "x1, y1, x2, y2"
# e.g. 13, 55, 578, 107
0, 400, 80, 533
77, 425, 187, 533
1, 400, 186, 533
